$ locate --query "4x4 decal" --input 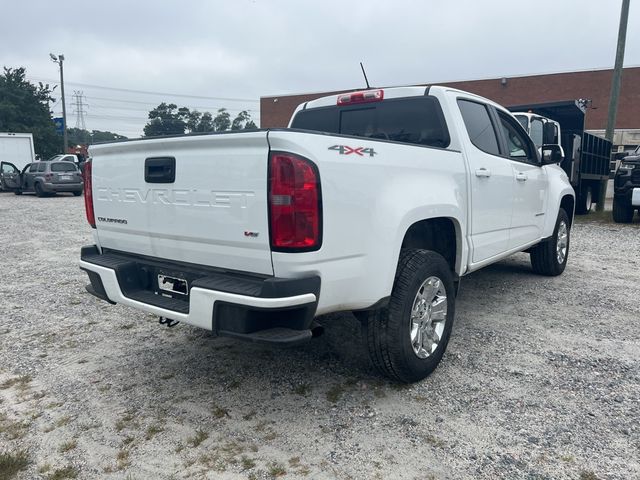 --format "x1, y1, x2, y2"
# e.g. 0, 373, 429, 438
328, 145, 377, 157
